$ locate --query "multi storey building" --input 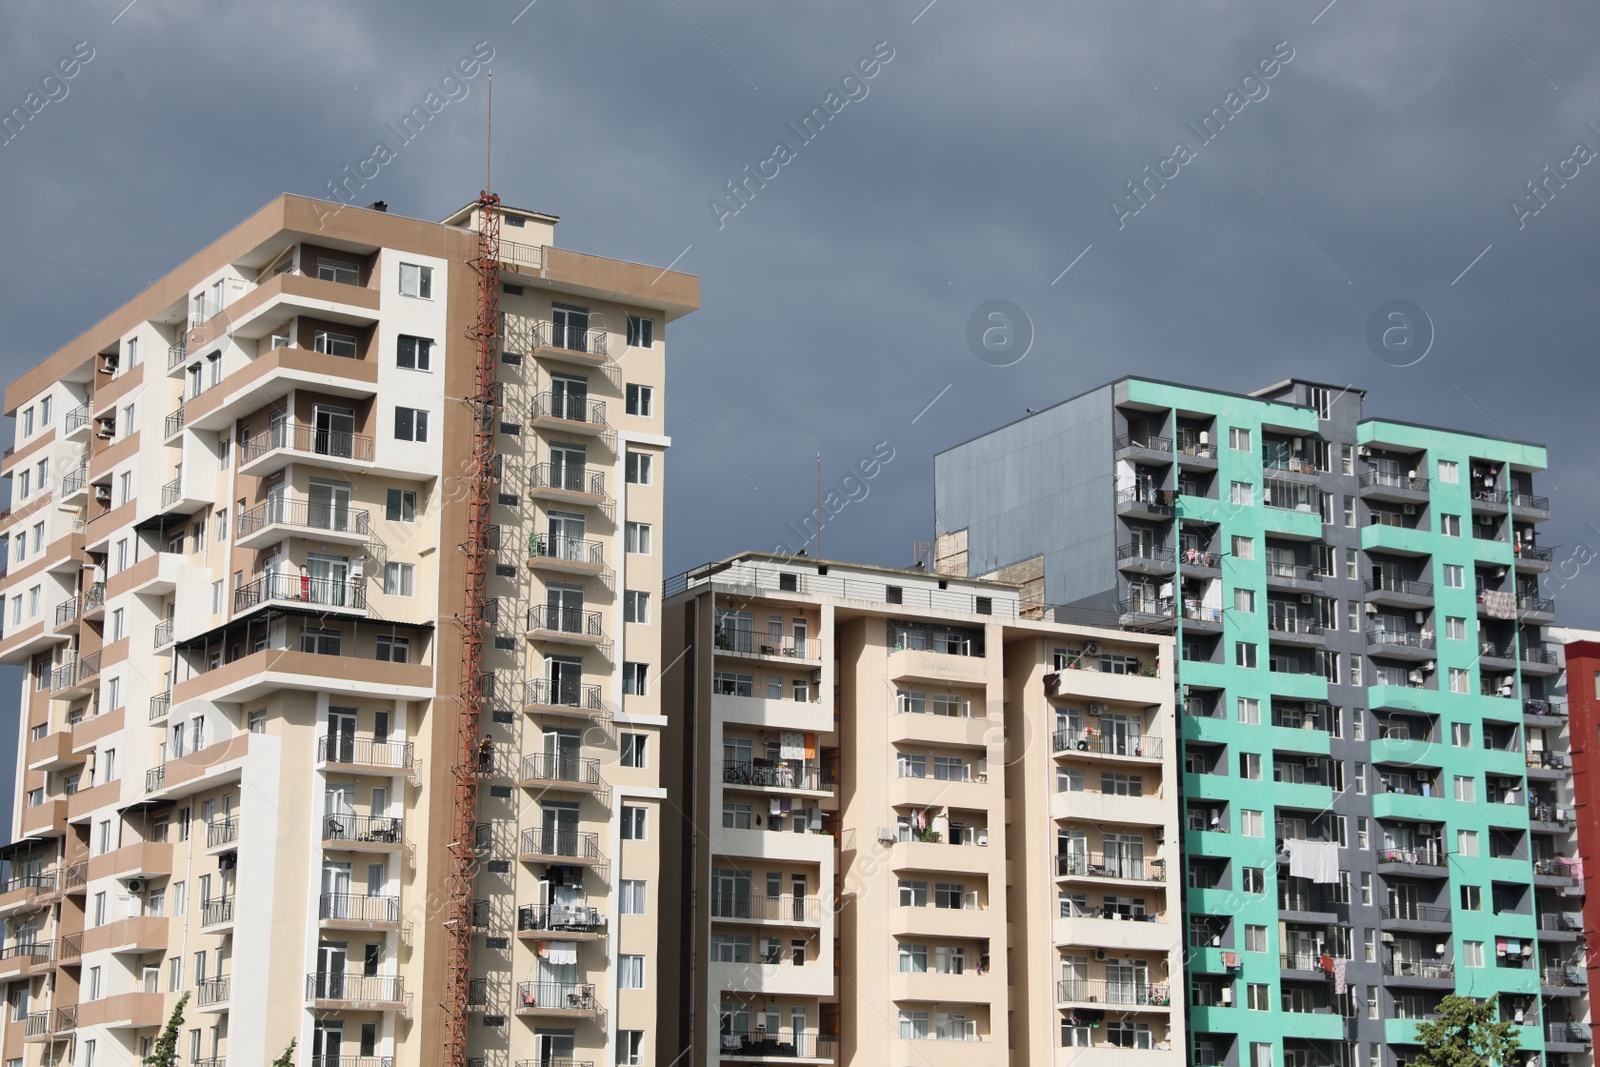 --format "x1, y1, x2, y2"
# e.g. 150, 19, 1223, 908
658, 551, 1183, 1067
1549, 628, 1600, 1014
0, 194, 696, 1067
934, 377, 1589, 1067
